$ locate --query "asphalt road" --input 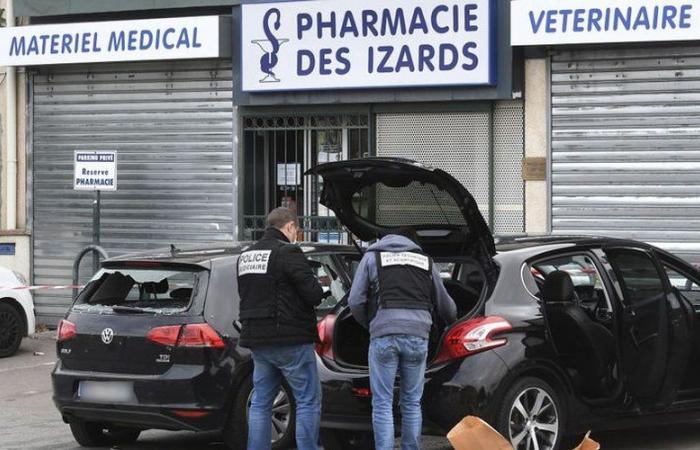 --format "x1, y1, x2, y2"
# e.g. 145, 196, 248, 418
2, 333, 700, 450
